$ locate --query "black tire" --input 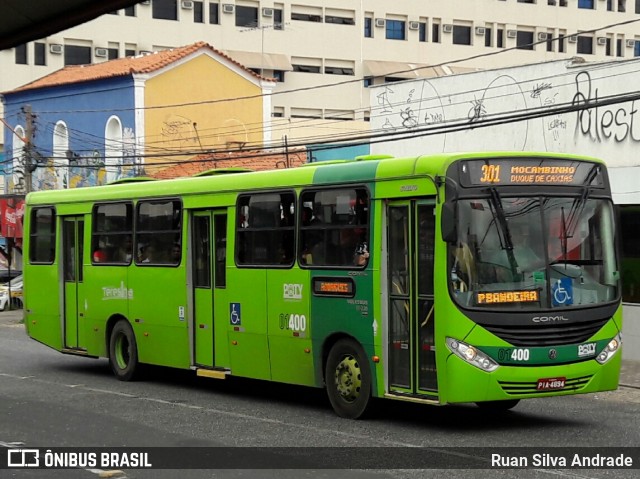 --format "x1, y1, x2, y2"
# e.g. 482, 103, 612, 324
325, 338, 372, 419
476, 399, 520, 411
109, 320, 140, 381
